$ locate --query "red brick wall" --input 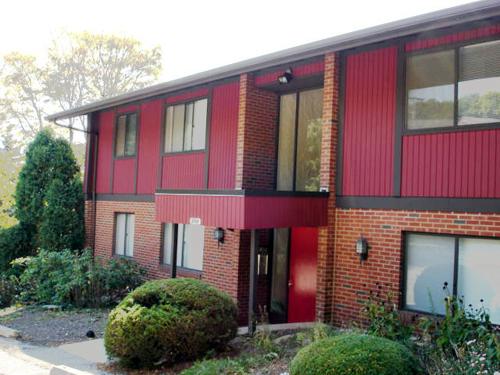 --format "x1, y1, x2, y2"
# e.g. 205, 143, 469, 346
235, 74, 279, 190
84, 200, 95, 249
88, 200, 254, 323
332, 208, 500, 326
316, 52, 339, 322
